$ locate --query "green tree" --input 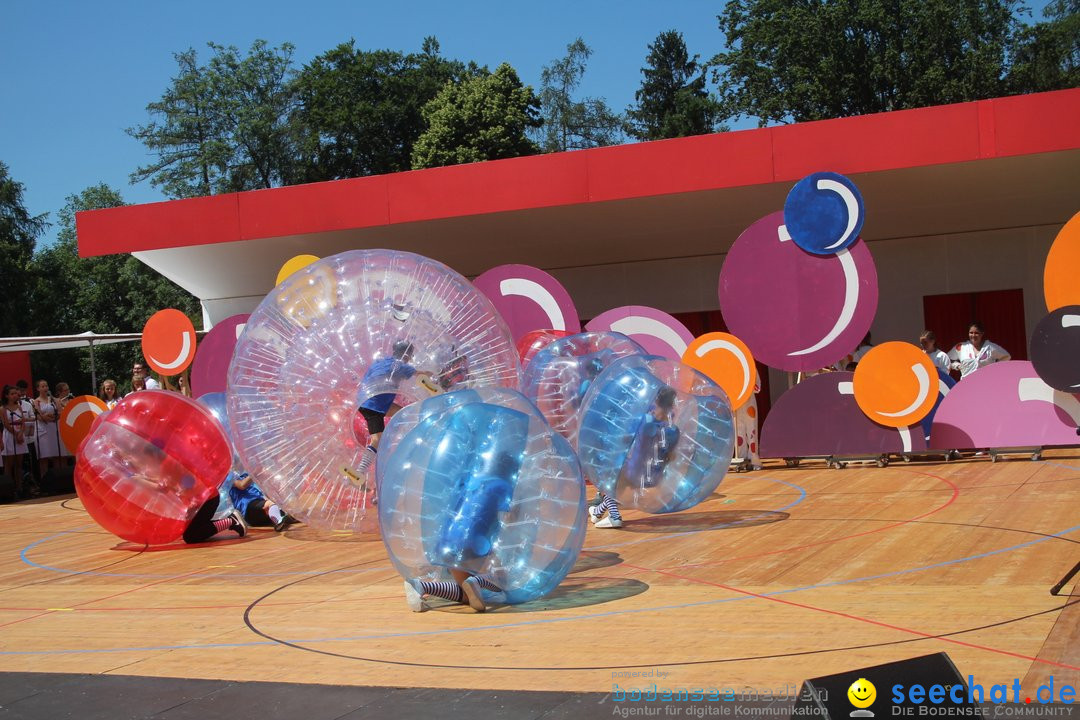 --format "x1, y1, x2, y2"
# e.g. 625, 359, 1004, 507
713, 0, 1020, 125
0, 161, 47, 337
411, 63, 542, 168
294, 37, 468, 180
128, 40, 299, 197
27, 185, 202, 393
536, 38, 624, 152
1007, 0, 1080, 93
627, 30, 725, 141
